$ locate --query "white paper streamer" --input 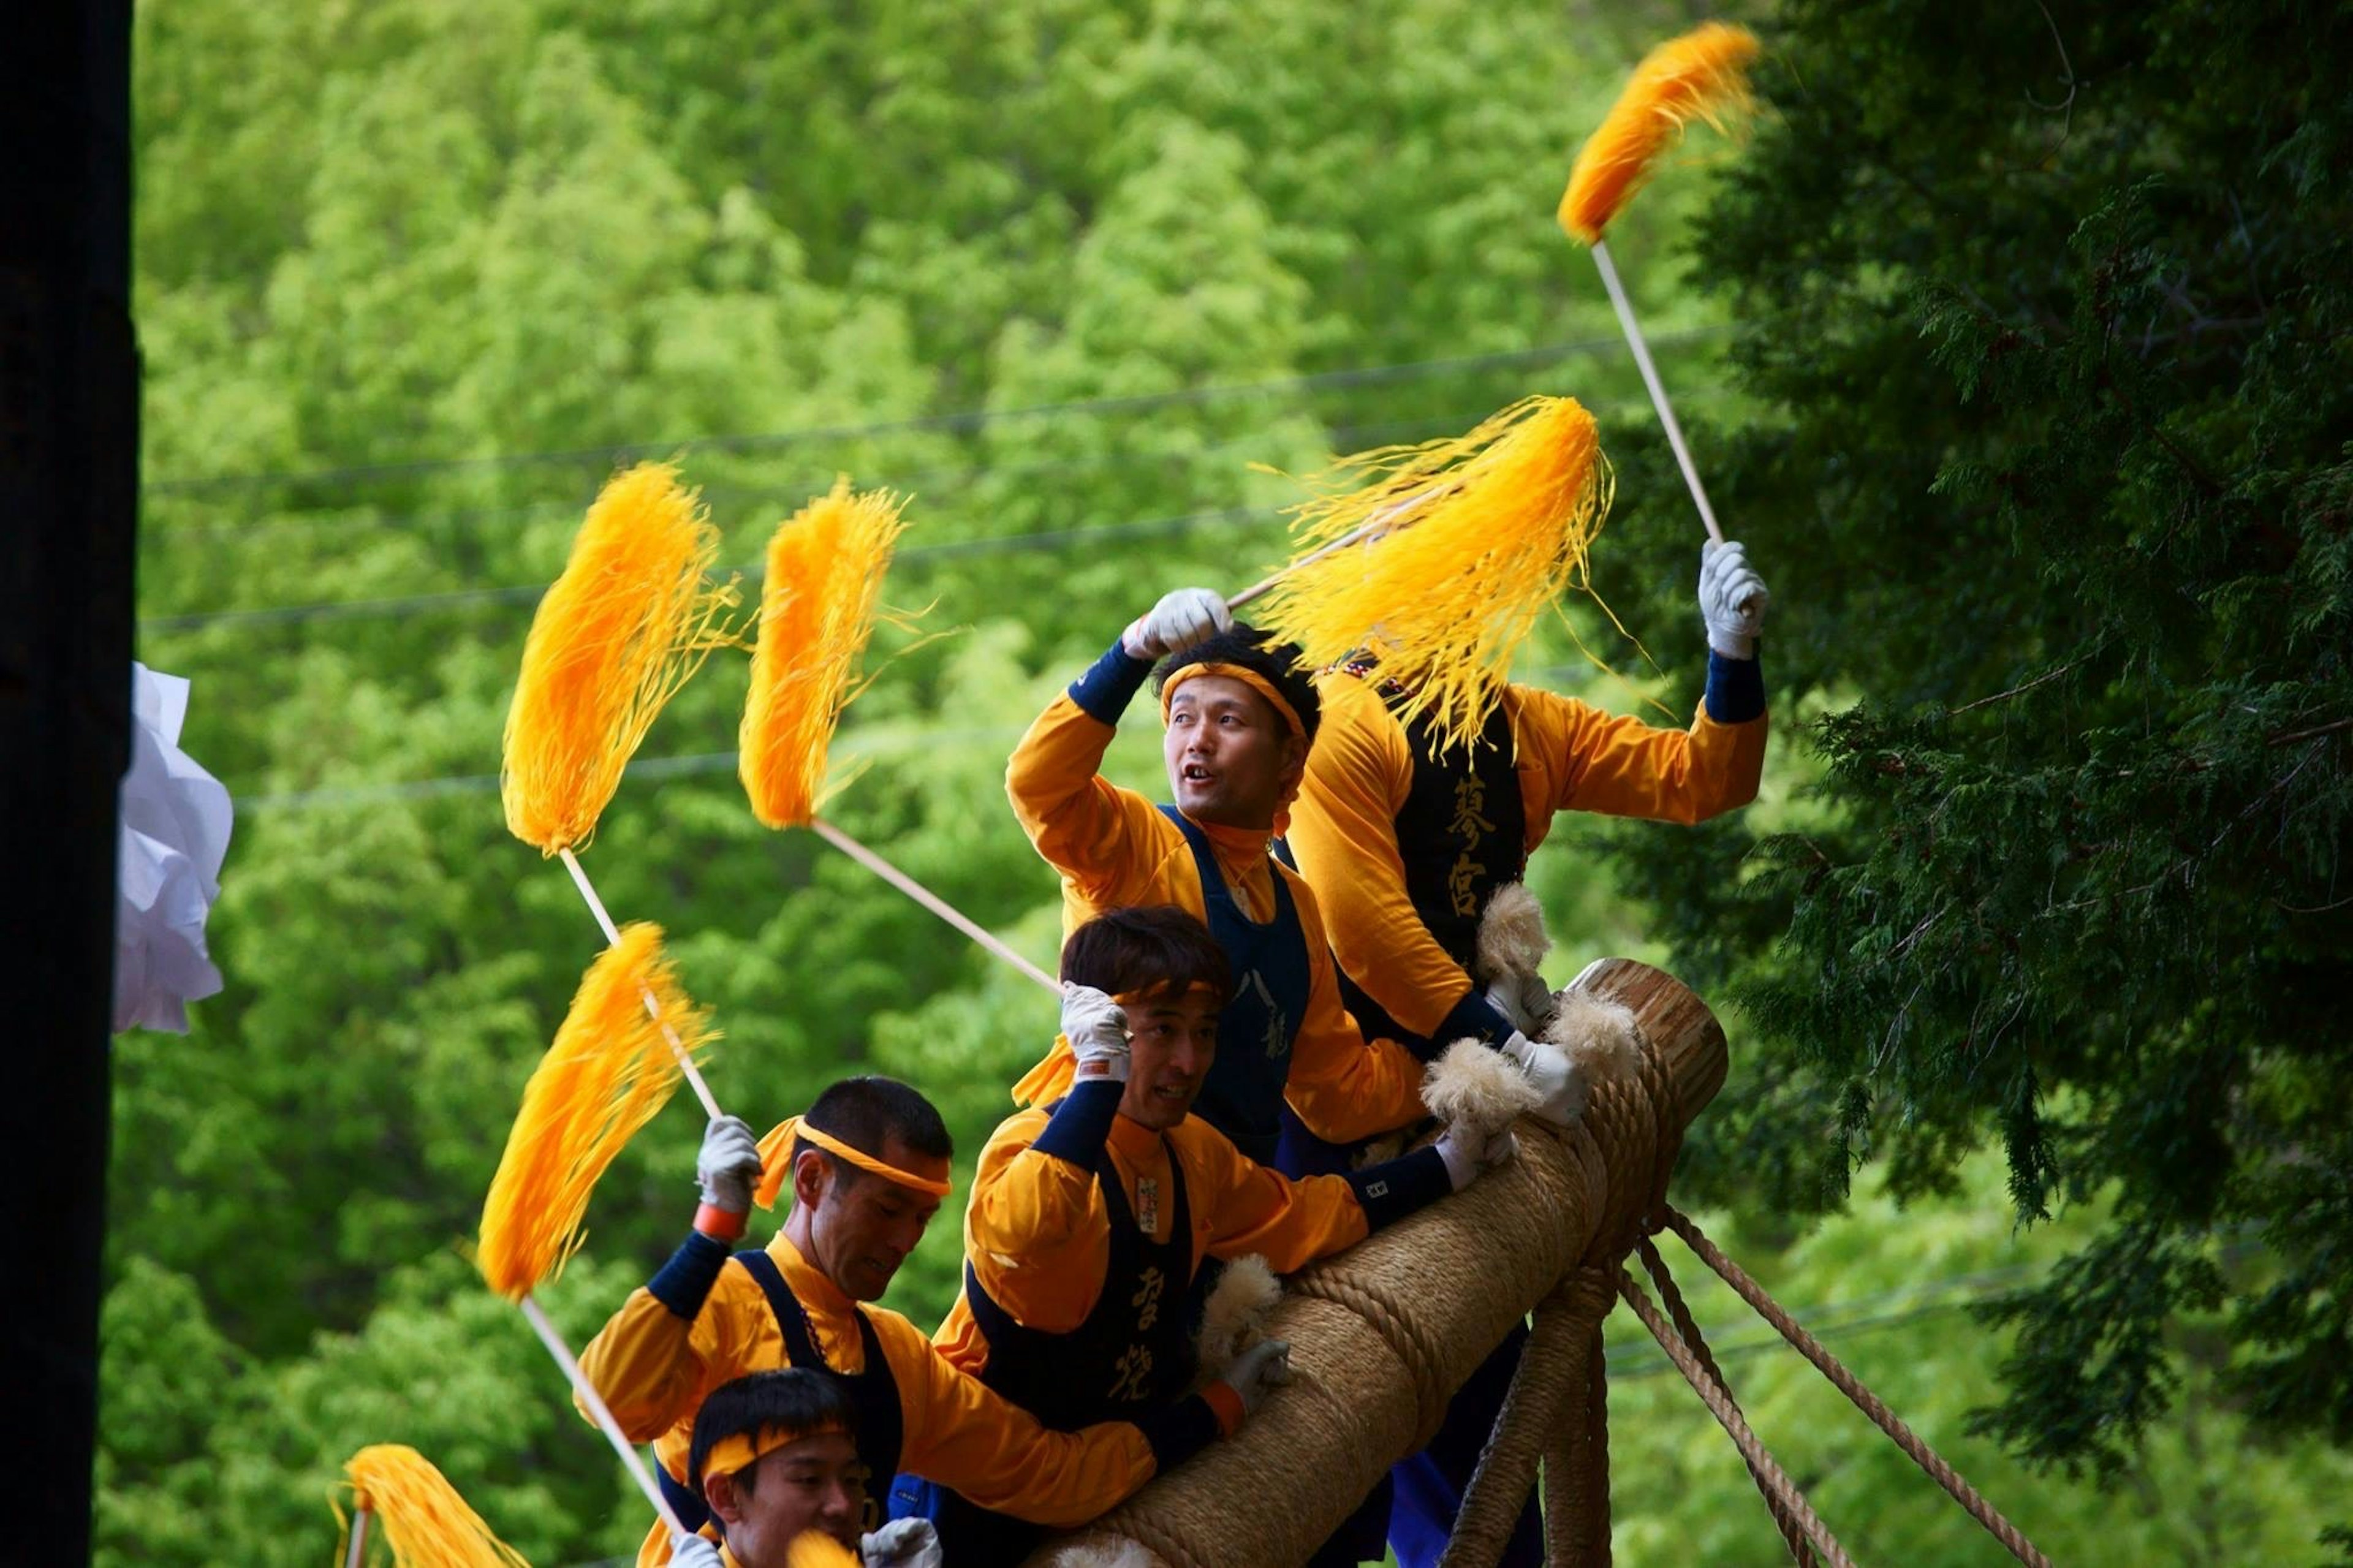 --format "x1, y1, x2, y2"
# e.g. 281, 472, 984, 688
114, 664, 233, 1032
